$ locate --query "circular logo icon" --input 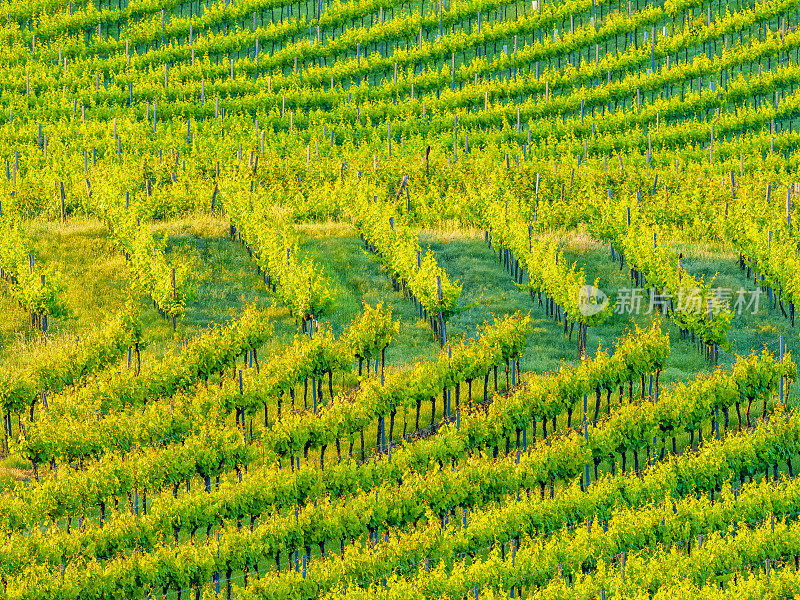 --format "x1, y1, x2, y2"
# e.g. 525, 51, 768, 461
578, 285, 609, 317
